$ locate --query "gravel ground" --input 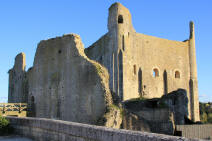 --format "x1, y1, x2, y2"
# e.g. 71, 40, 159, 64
0, 136, 34, 141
